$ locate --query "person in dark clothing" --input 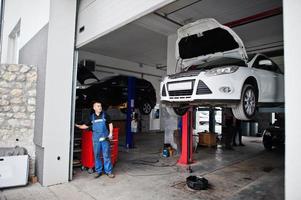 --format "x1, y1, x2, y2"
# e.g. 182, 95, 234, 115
222, 118, 235, 150
75, 101, 115, 178
233, 119, 245, 146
